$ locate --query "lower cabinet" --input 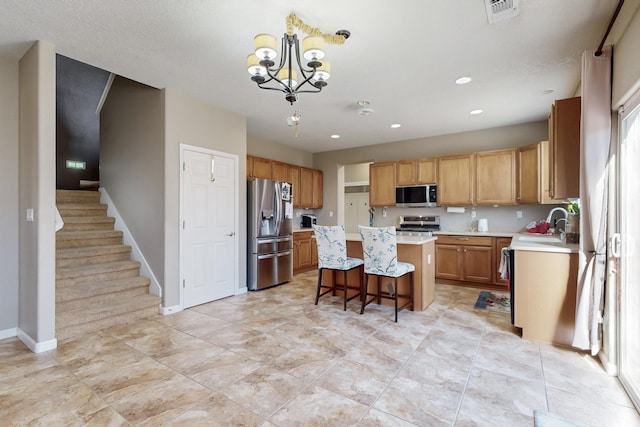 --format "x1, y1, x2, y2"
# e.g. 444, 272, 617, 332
293, 231, 317, 274
435, 235, 503, 286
